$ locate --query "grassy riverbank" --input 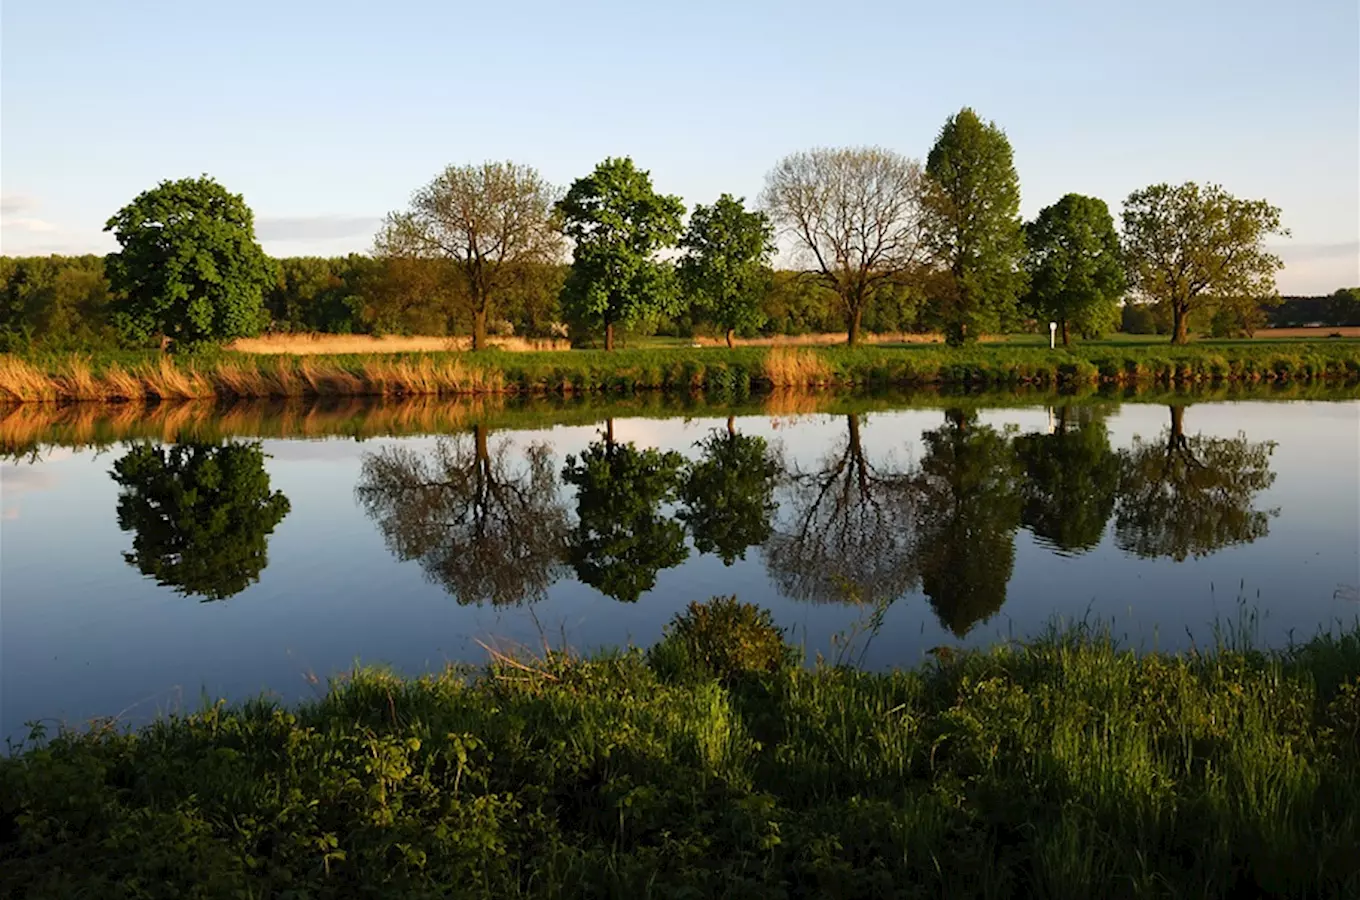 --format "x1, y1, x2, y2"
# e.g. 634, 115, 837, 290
3, 600, 1359, 899
2, 340, 1359, 403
